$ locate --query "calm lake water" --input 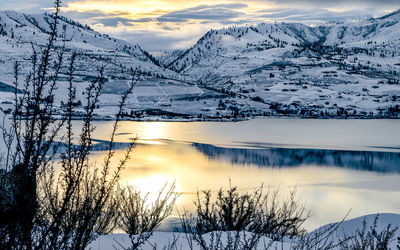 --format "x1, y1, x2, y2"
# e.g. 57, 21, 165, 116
77, 118, 400, 231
